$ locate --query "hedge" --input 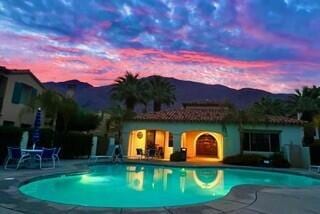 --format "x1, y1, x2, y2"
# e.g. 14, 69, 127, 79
223, 153, 290, 168
0, 126, 24, 164
0, 126, 95, 164
223, 154, 264, 166
54, 132, 93, 159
